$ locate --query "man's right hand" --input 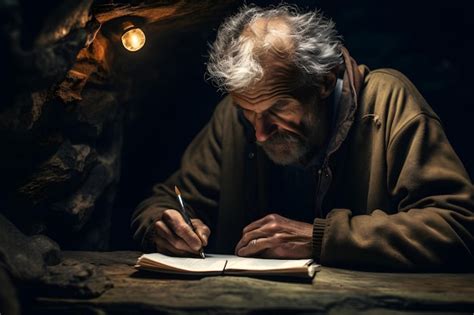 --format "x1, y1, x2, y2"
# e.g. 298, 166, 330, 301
154, 209, 210, 256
